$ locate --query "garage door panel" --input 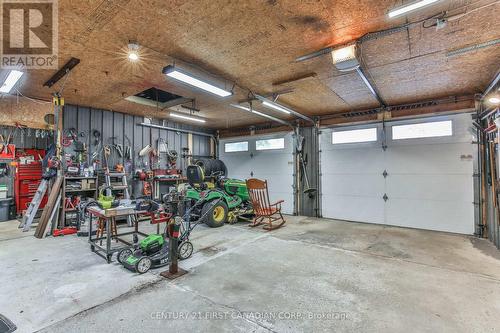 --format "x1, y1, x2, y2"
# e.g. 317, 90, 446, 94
220, 133, 294, 215
251, 154, 293, 174
322, 174, 384, 197
322, 148, 385, 173
387, 175, 473, 202
386, 143, 472, 174
254, 170, 294, 215
260, 177, 294, 195
322, 195, 385, 225
266, 190, 294, 214
227, 167, 252, 178
222, 154, 253, 178
321, 114, 474, 234
385, 198, 474, 234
